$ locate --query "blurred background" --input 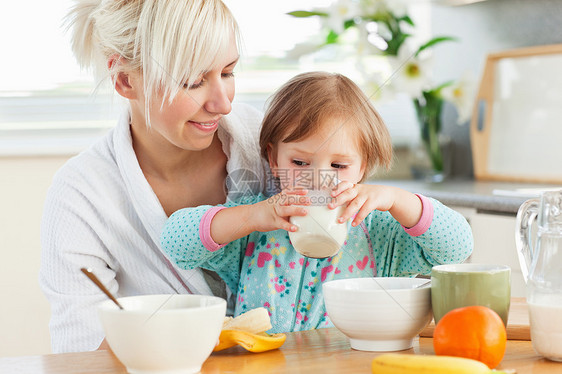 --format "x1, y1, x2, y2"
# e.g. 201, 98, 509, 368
1, 0, 562, 356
